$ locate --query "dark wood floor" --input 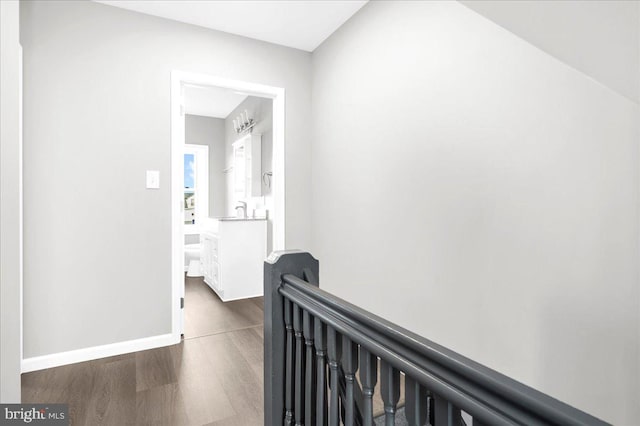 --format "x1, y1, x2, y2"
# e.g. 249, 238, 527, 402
22, 276, 265, 426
